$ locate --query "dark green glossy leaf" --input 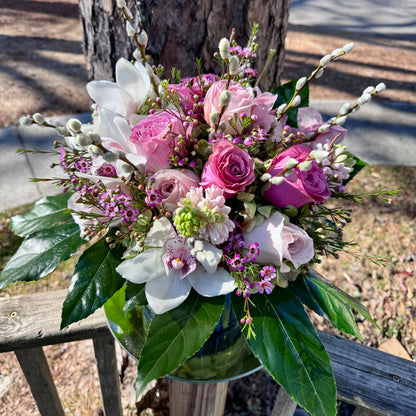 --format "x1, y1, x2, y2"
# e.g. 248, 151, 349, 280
272, 79, 309, 127
308, 269, 378, 327
61, 237, 125, 329
0, 221, 85, 289
11, 193, 73, 237
135, 293, 225, 395
233, 289, 336, 416
290, 273, 362, 339
124, 281, 147, 312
